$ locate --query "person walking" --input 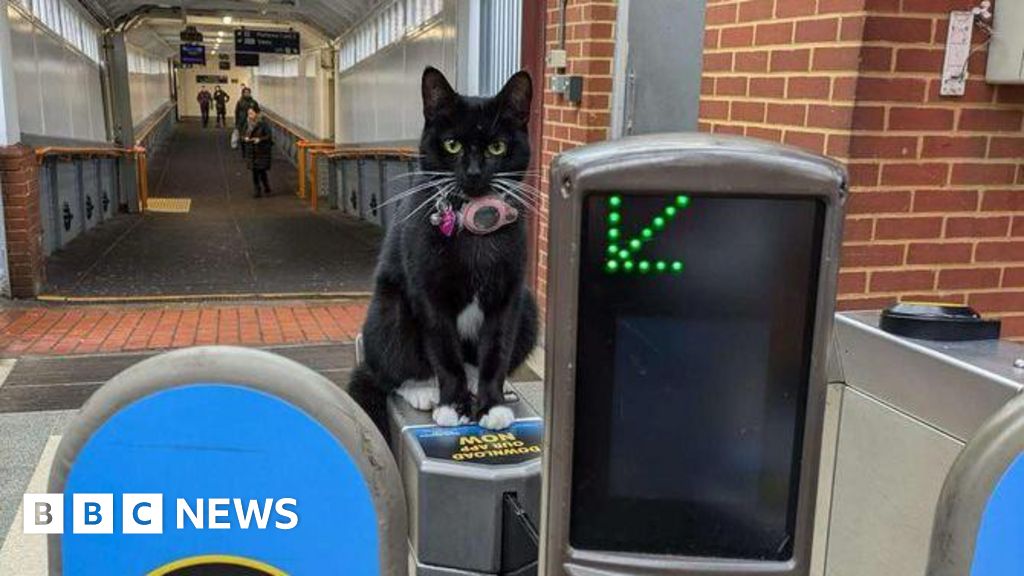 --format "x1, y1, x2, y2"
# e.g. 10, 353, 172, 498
213, 86, 230, 128
244, 103, 273, 198
234, 87, 257, 156
197, 87, 212, 128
